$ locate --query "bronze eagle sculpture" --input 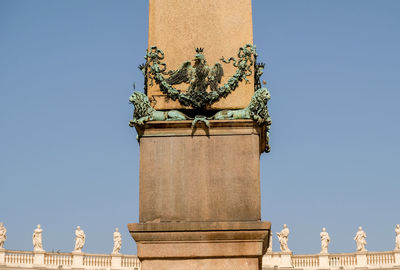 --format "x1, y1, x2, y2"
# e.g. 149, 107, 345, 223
165, 48, 224, 107
143, 44, 257, 109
